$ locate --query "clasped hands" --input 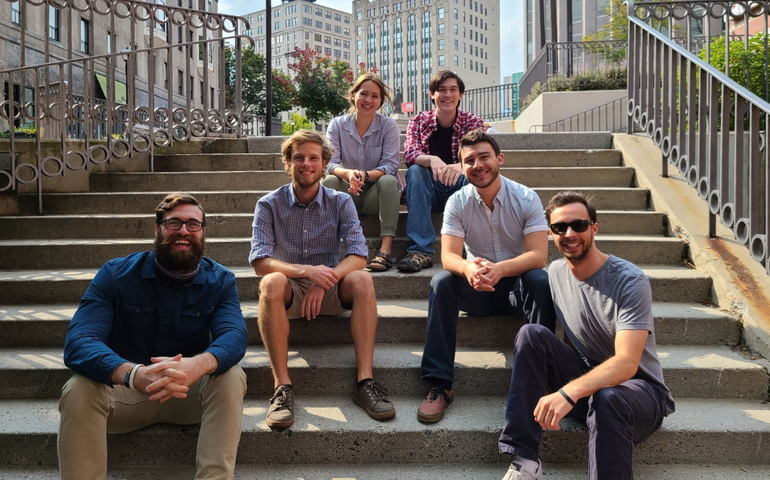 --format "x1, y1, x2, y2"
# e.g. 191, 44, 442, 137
428, 157, 463, 186
347, 170, 367, 196
302, 265, 340, 321
132, 354, 204, 403
466, 257, 504, 292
